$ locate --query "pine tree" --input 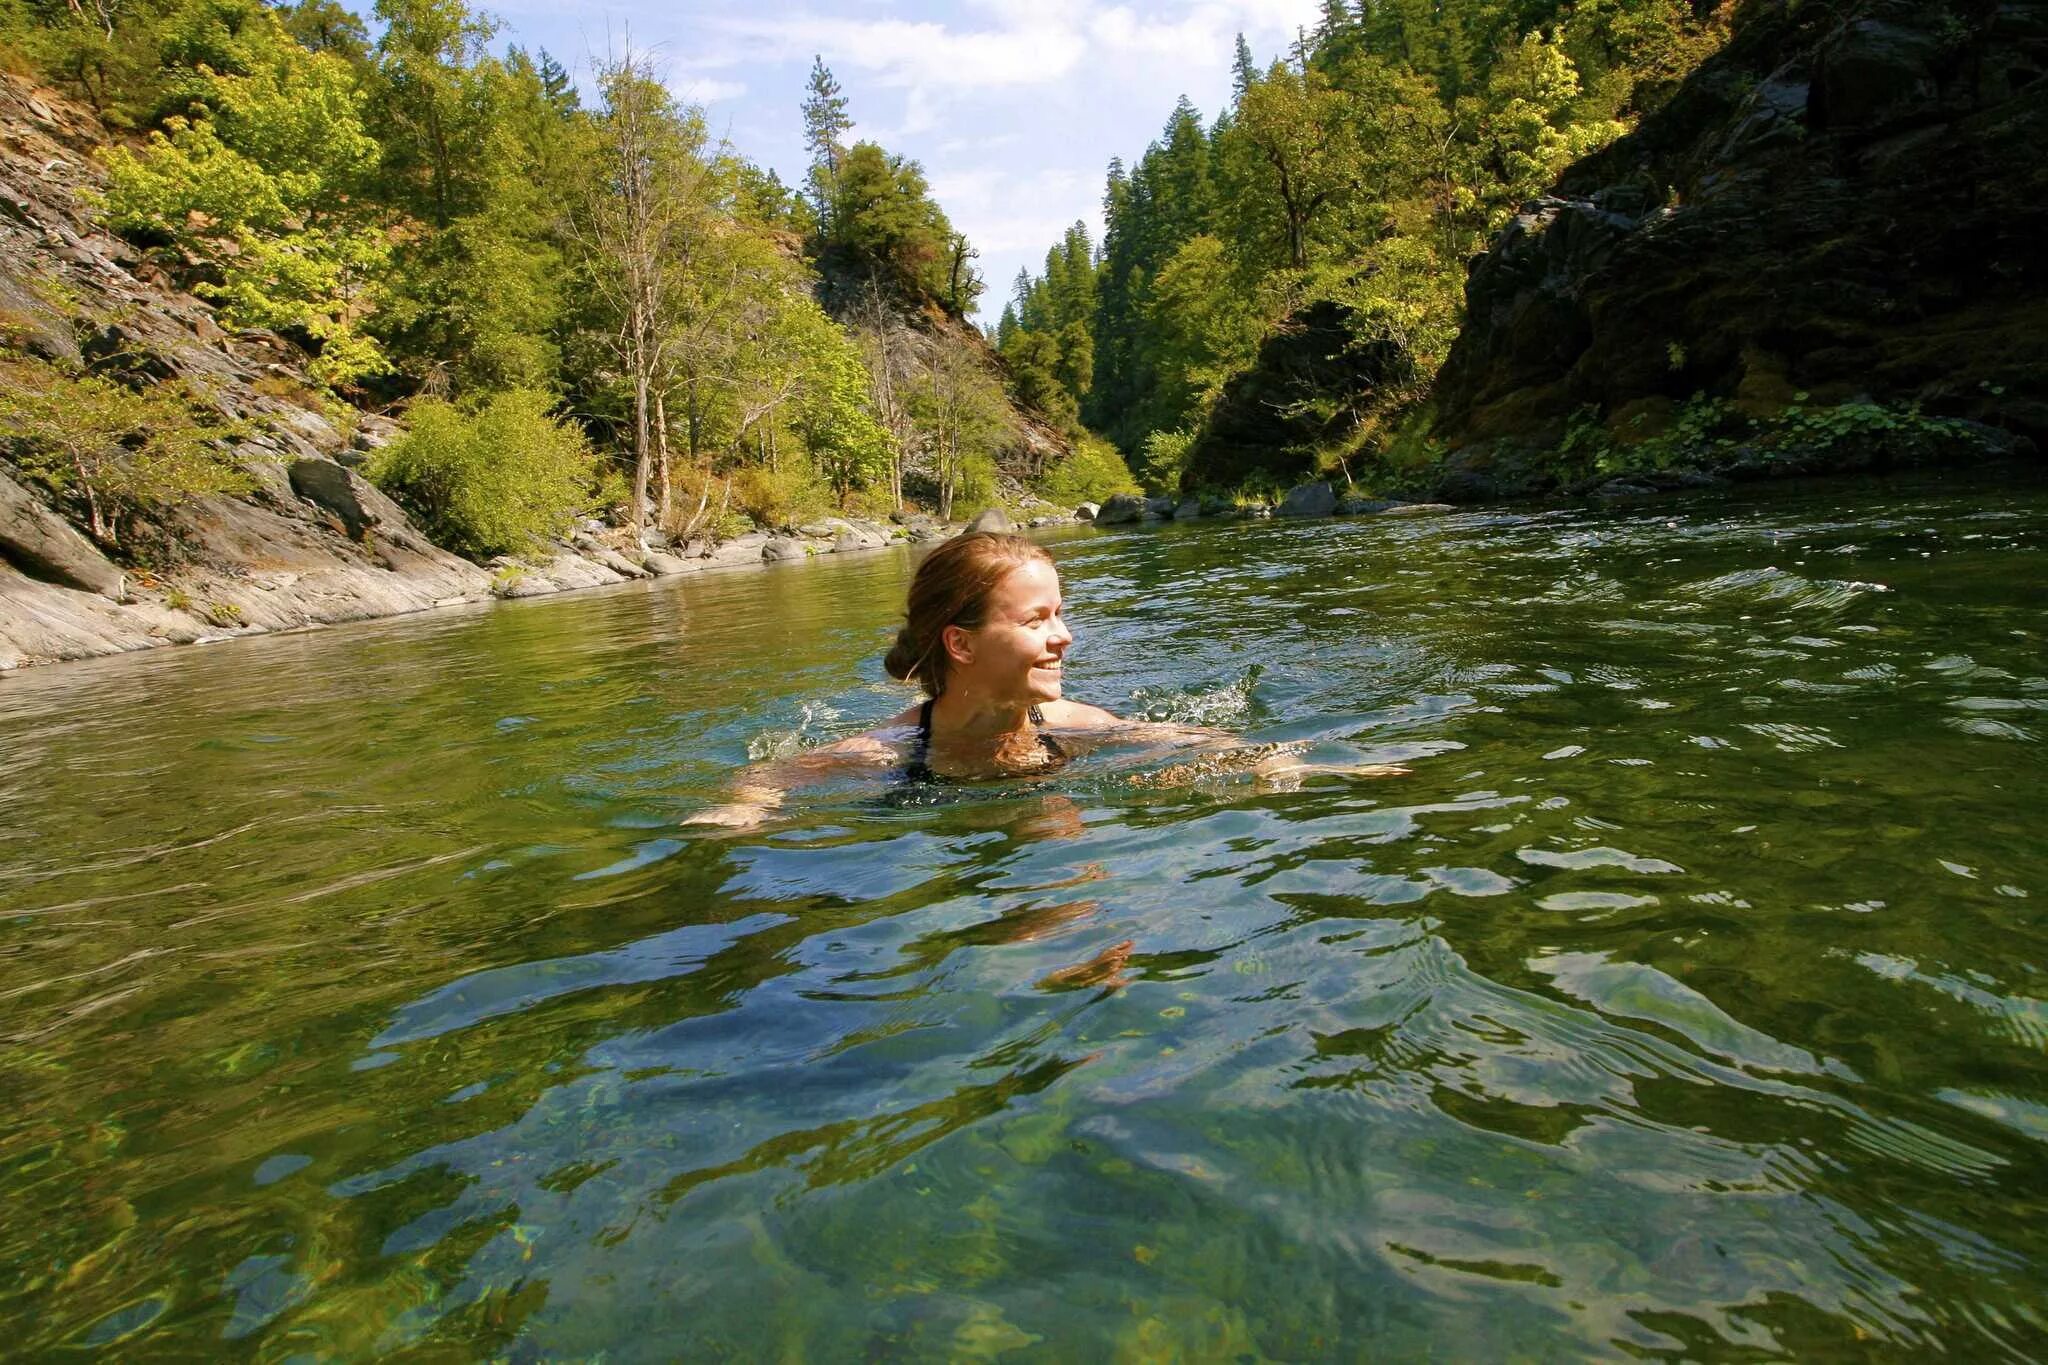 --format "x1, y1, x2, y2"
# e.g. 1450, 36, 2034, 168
801, 55, 851, 216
